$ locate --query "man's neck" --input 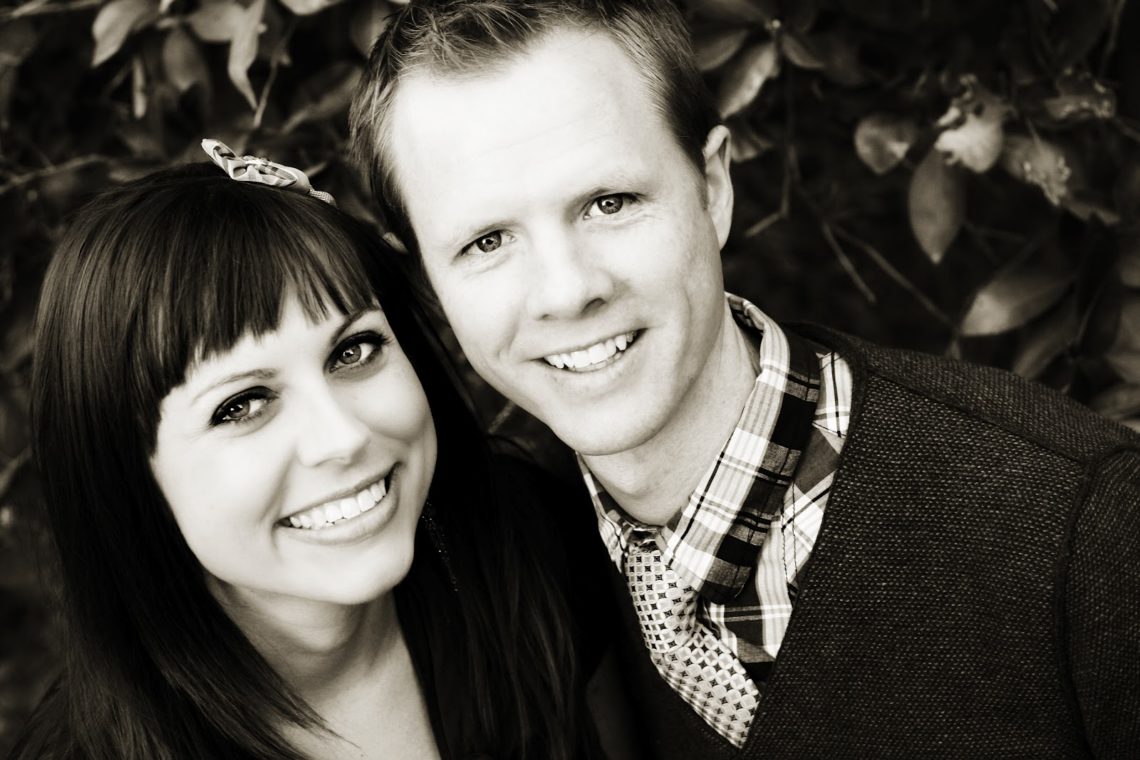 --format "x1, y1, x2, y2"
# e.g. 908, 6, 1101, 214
582, 304, 759, 525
